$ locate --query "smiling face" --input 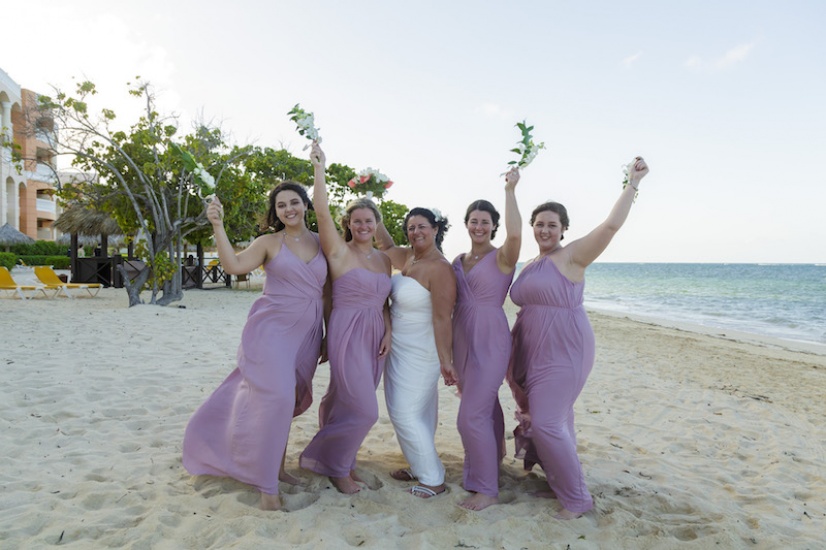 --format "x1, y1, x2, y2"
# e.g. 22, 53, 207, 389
466, 209, 494, 246
532, 210, 564, 253
274, 190, 306, 229
348, 207, 377, 244
406, 215, 436, 252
